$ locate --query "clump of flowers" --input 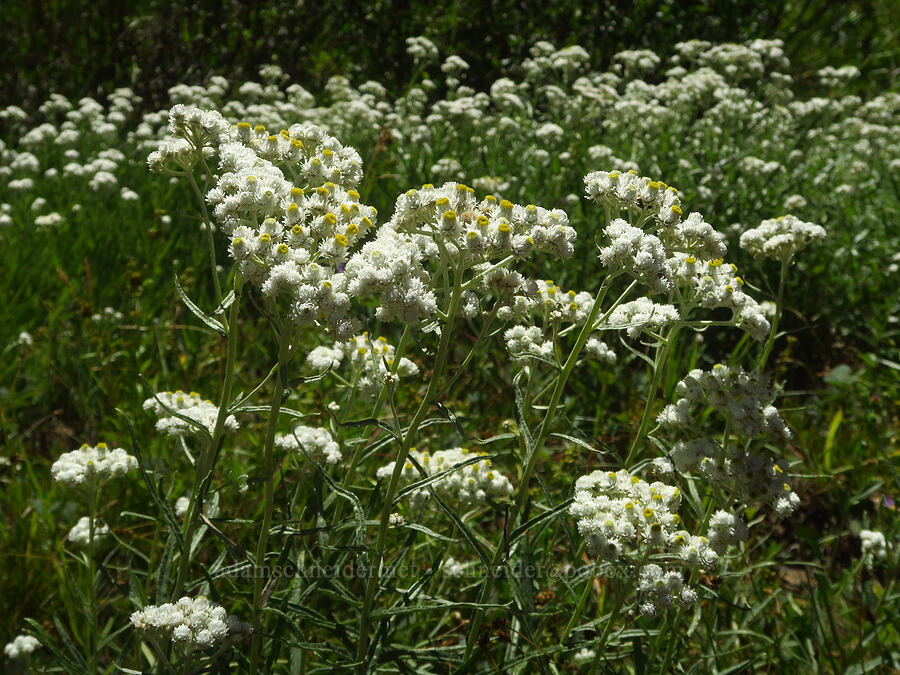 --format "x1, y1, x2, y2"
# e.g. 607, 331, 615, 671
143, 390, 238, 437
378, 448, 513, 508
275, 425, 341, 464
740, 215, 826, 261
130, 596, 251, 652
306, 333, 420, 395
657, 364, 800, 516
51, 443, 137, 487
